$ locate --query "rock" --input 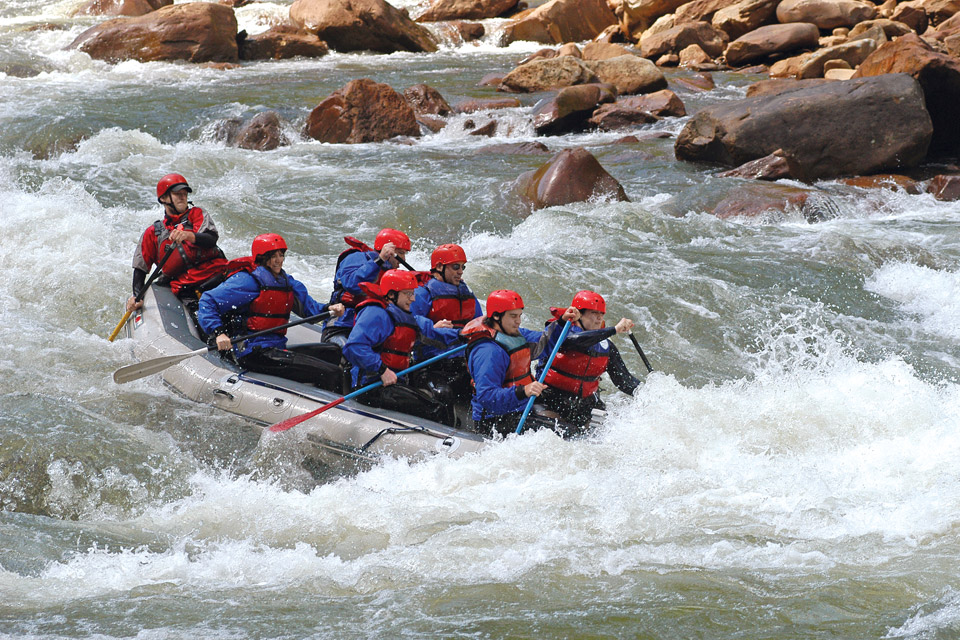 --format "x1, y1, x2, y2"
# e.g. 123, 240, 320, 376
583, 54, 669, 93
501, 0, 618, 45
513, 147, 629, 210
476, 141, 552, 154
417, 0, 517, 21
588, 102, 660, 128
478, 72, 505, 86
595, 24, 628, 43
674, 73, 933, 179
716, 148, 799, 179
582, 41, 636, 59
671, 71, 716, 90
797, 38, 877, 78
453, 97, 523, 112
896, 0, 960, 28
824, 67, 855, 78
558, 43, 583, 57
619, 88, 686, 115
289, 0, 438, 53
711, 0, 779, 39
769, 52, 812, 78
853, 33, 960, 156
838, 174, 922, 192
68, 3, 239, 62
674, 0, 744, 25
679, 43, 712, 65
745, 77, 833, 96
776, 0, 878, 29
533, 83, 618, 134
926, 174, 960, 200
499, 55, 600, 92
304, 78, 420, 143
725, 23, 820, 66
639, 20, 729, 58
74, 0, 171, 17
519, 47, 560, 64
403, 84, 452, 116
823, 59, 852, 70
710, 183, 814, 219
235, 111, 290, 151
657, 53, 680, 65
467, 120, 499, 136
239, 24, 329, 60
847, 18, 914, 39
891, 2, 928, 33
621, 0, 690, 35
417, 115, 448, 133
450, 21, 486, 41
